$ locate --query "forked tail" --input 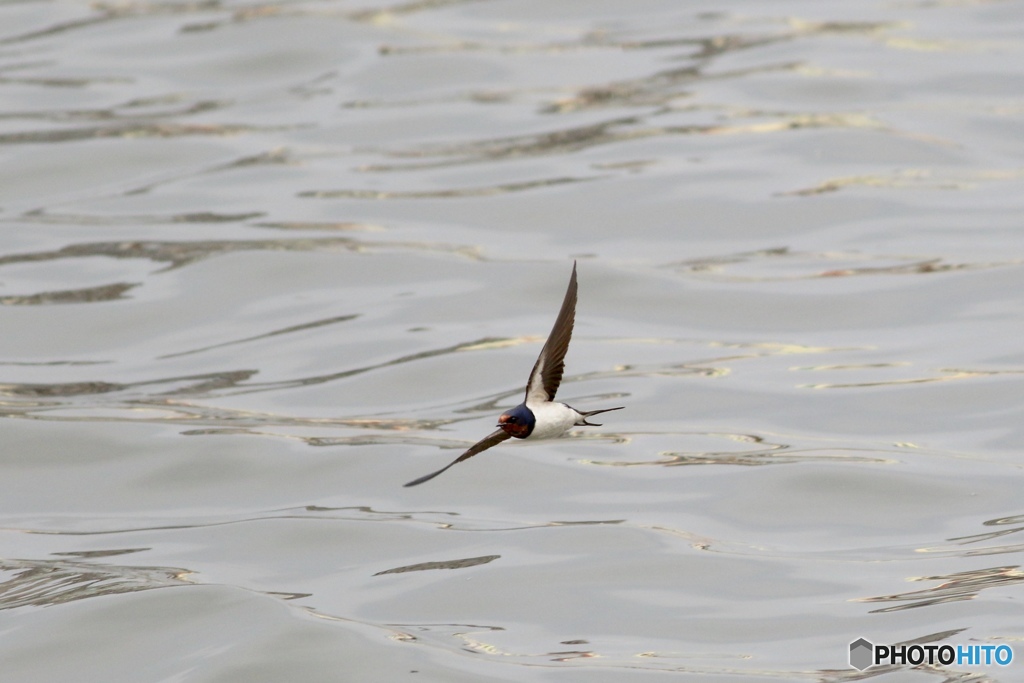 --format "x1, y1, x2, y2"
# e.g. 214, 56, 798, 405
577, 405, 624, 426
